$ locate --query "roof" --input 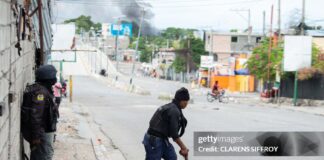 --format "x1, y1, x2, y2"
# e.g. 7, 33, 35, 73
206, 31, 263, 37
281, 29, 324, 37
307, 30, 324, 37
